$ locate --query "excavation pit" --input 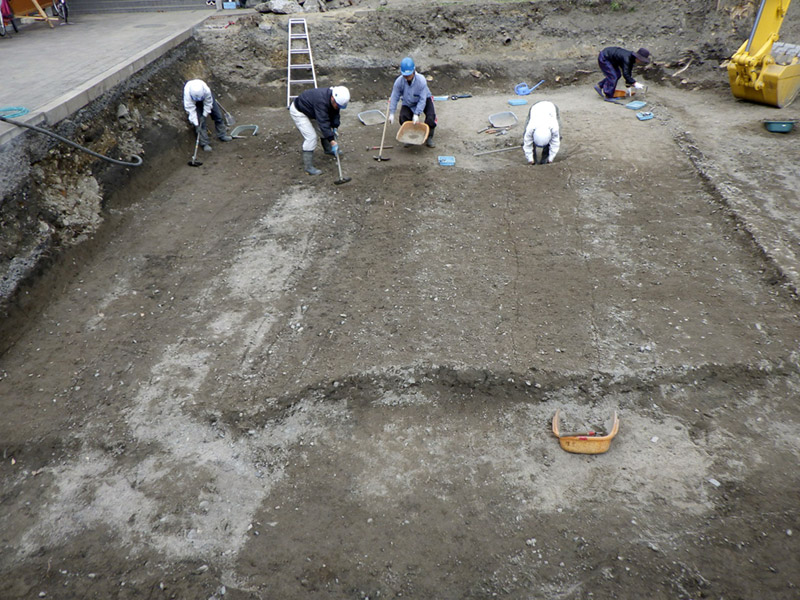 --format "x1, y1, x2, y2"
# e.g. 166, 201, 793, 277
2, 2, 800, 598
